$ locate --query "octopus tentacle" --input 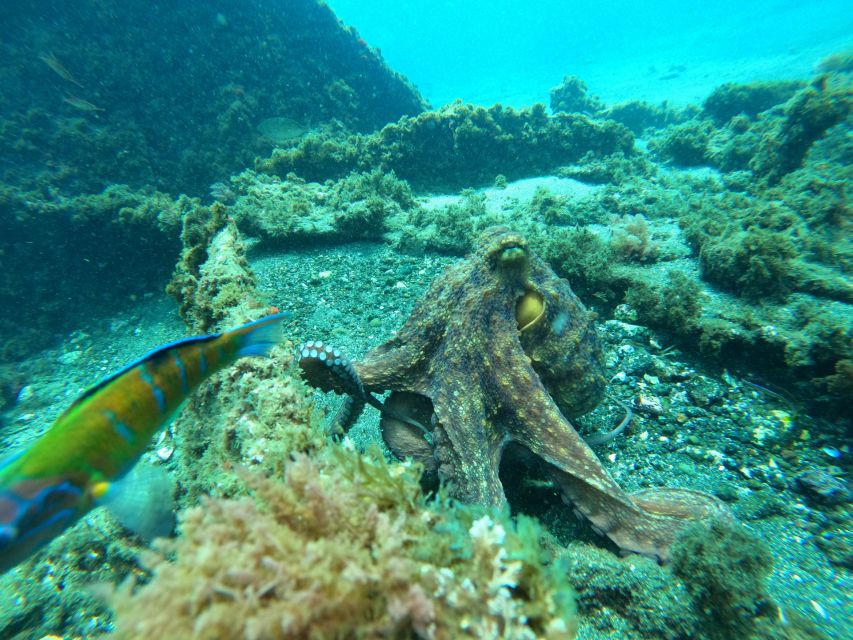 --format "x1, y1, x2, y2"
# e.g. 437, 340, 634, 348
298, 340, 432, 436
494, 333, 728, 562
431, 383, 507, 506
297, 340, 371, 433
583, 398, 633, 446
